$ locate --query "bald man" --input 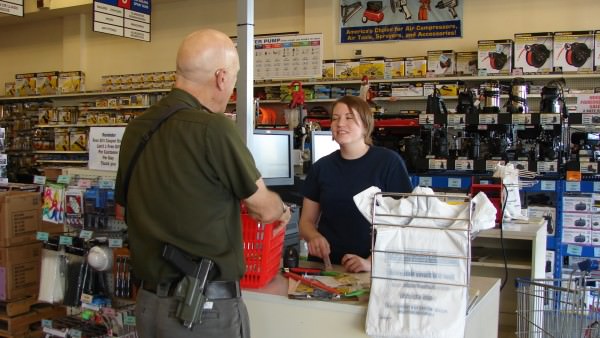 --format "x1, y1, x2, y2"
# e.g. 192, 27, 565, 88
115, 29, 291, 338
